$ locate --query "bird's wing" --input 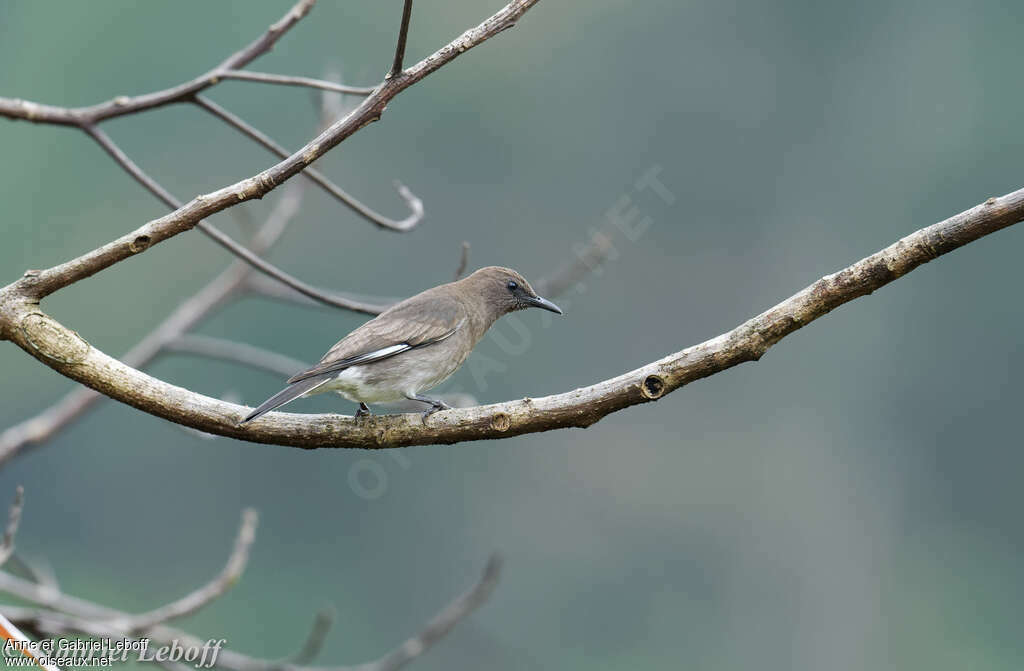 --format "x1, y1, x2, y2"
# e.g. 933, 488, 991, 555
286, 292, 464, 383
